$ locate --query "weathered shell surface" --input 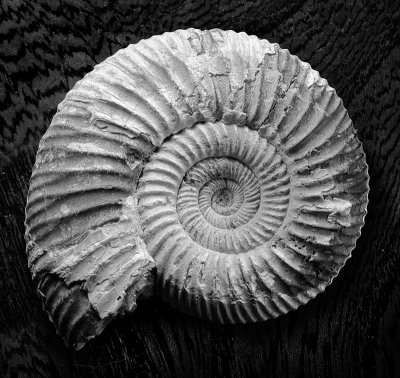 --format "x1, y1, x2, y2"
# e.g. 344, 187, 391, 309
25, 28, 369, 349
